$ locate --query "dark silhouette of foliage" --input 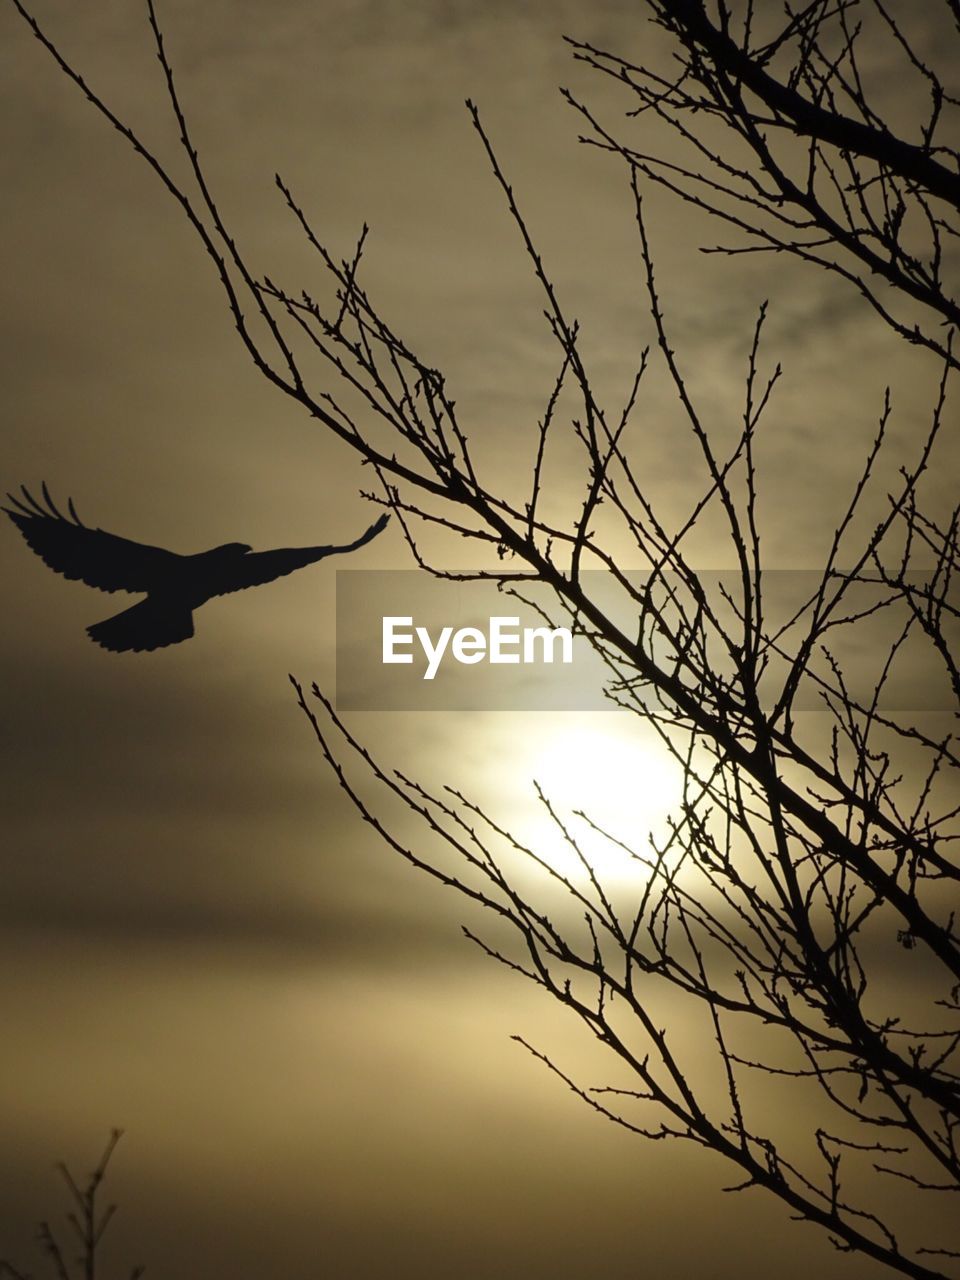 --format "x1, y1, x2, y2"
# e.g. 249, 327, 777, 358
4, 484, 388, 651
5, 1, 959, 1276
